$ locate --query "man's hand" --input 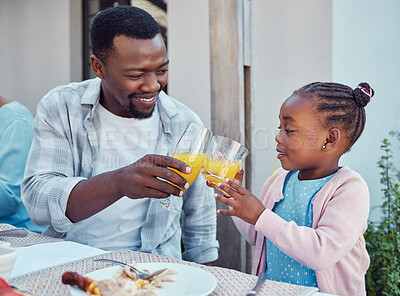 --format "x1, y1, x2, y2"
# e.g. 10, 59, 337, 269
117, 154, 191, 199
